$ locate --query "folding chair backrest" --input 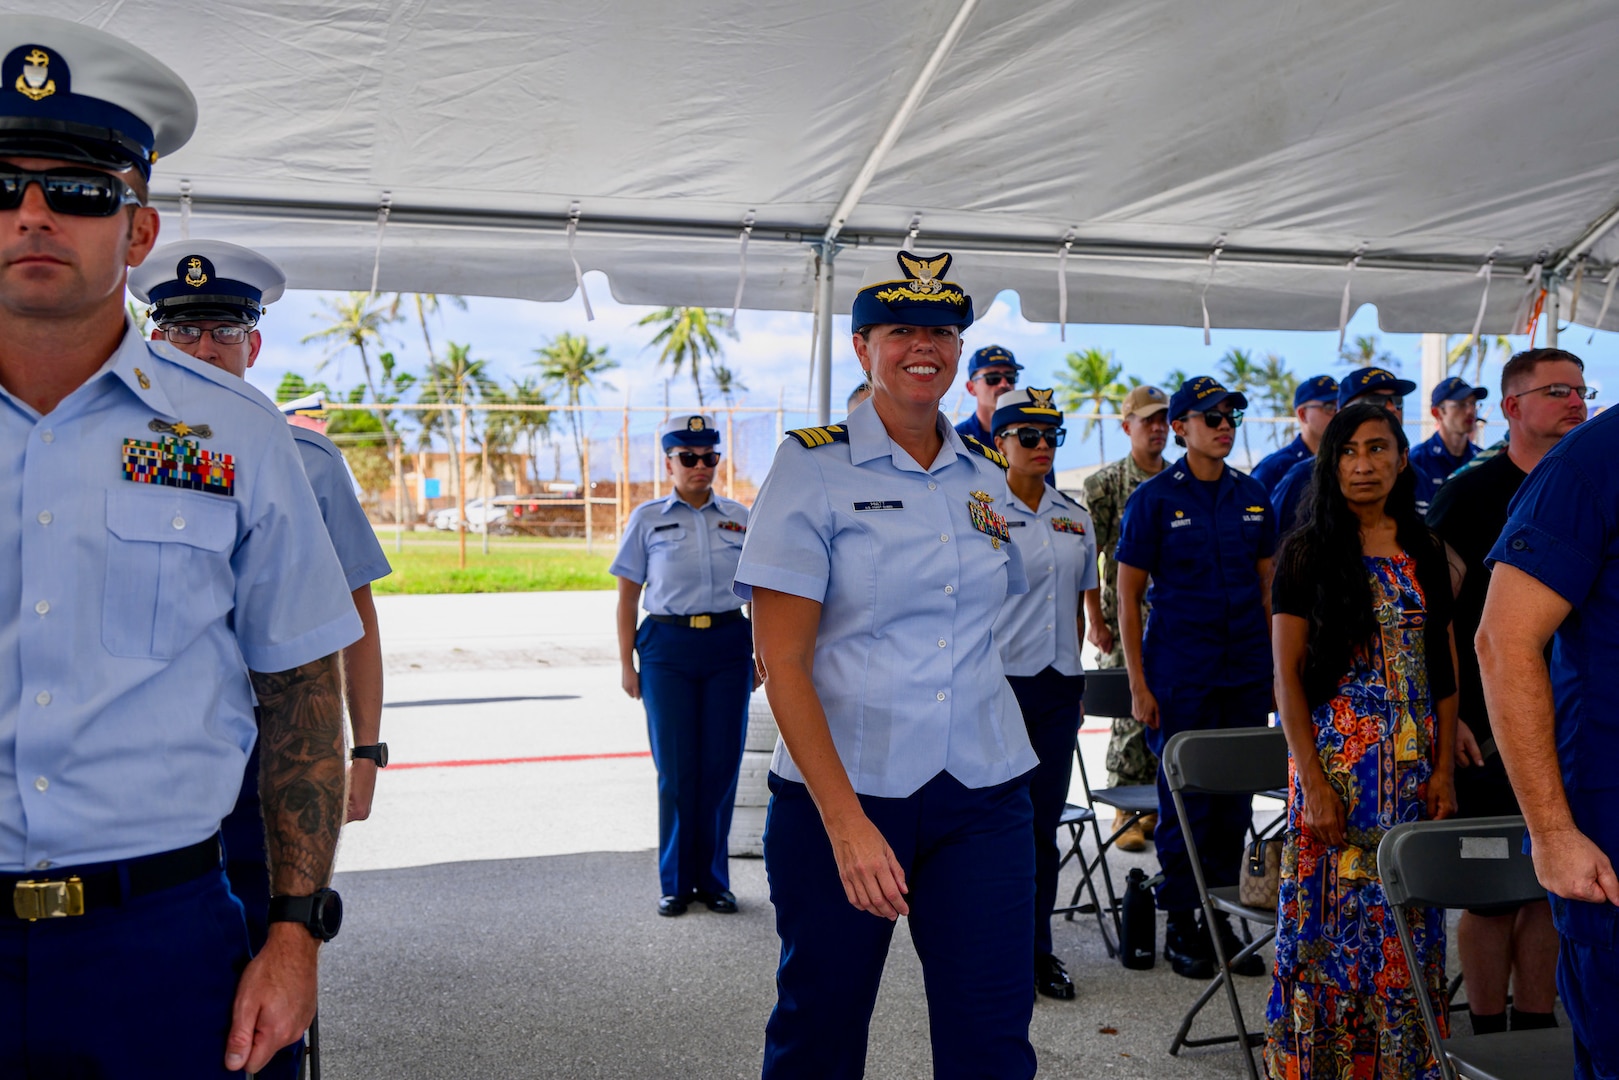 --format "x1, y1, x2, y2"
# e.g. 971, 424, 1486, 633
1082, 668, 1133, 720
1163, 727, 1288, 795
1377, 817, 1541, 909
